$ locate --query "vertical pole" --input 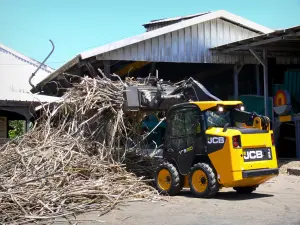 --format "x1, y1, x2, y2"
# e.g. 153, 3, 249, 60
103, 60, 110, 77
150, 63, 156, 76
263, 50, 269, 117
296, 120, 300, 159
234, 65, 238, 100
26, 120, 30, 132
256, 64, 260, 95
5, 117, 8, 139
